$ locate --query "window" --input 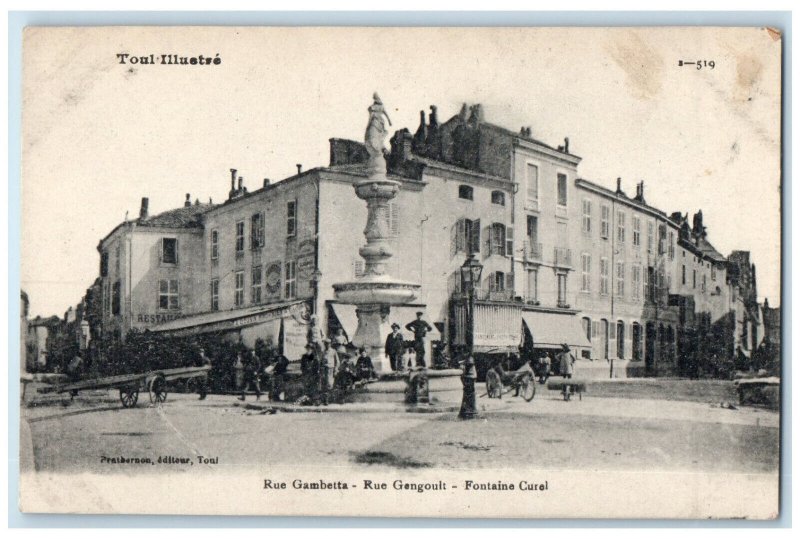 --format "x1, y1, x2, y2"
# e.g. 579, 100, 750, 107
112, 280, 121, 315
458, 185, 473, 200
161, 238, 178, 264
582, 317, 591, 342
657, 224, 667, 255
234, 271, 244, 307
600, 257, 609, 295
285, 261, 297, 299
617, 211, 626, 243
455, 218, 481, 255
210, 229, 218, 260
491, 271, 506, 291
158, 279, 179, 310
711, 266, 717, 281
210, 279, 219, 311
115, 245, 121, 274
647, 221, 654, 253
682, 265, 686, 285
557, 274, 568, 306
692, 269, 696, 289
235, 221, 245, 254
527, 269, 538, 302
287, 201, 297, 237
490, 222, 507, 256
491, 190, 505, 206
557, 173, 567, 206
100, 251, 109, 277
581, 199, 592, 234
615, 261, 625, 297
632, 216, 641, 246
251, 213, 265, 249
251, 266, 262, 304
702, 274, 707, 293
632, 265, 641, 300
581, 253, 591, 292
526, 164, 538, 203
526, 215, 538, 245
646, 267, 656, 301
600, 205, 610, 239
103, 281, 110, 314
